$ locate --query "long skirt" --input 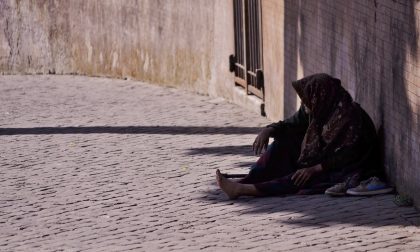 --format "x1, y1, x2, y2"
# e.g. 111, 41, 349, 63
238, 132, 345, 196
